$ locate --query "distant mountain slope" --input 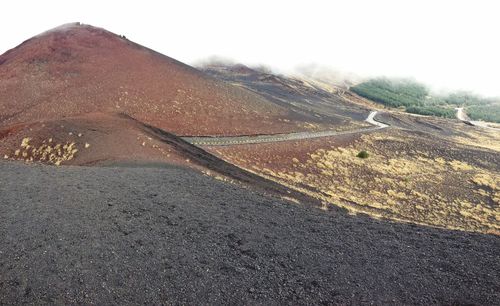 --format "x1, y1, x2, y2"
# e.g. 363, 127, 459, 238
200, 63, 371, 127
